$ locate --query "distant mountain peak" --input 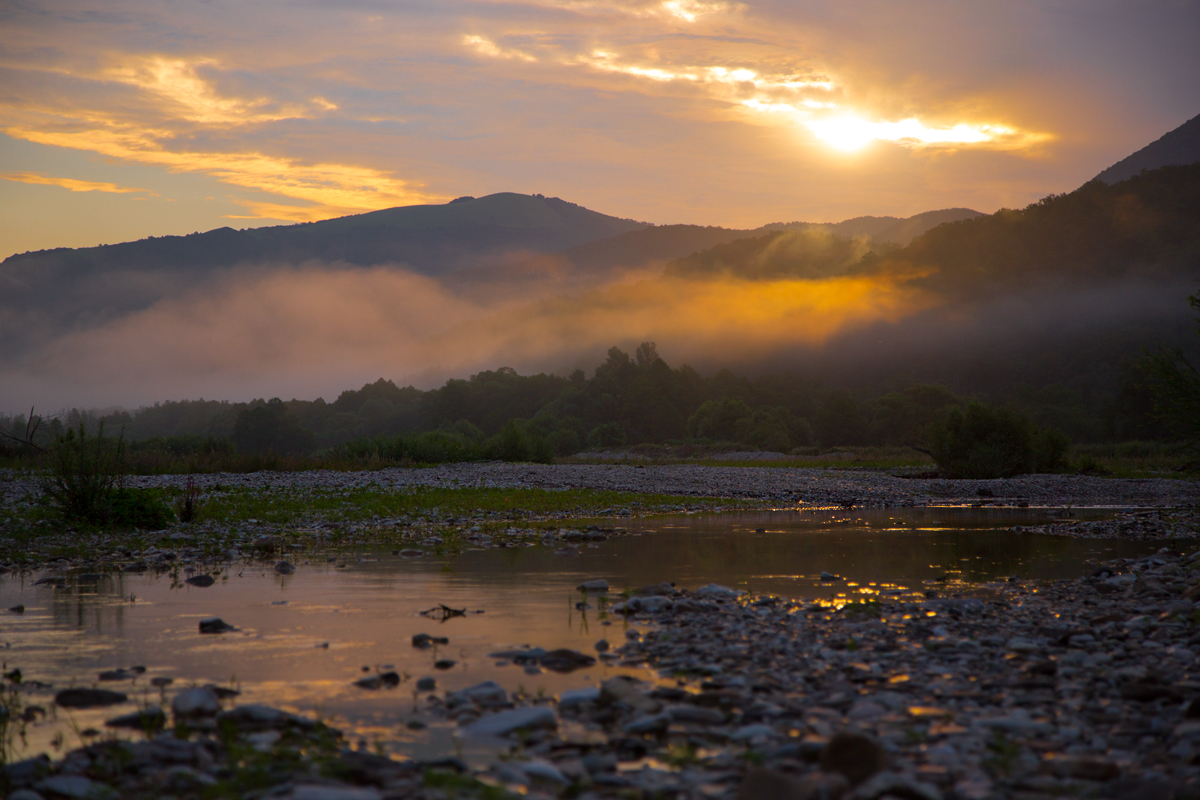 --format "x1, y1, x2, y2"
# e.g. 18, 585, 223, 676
1093, 112, 1200, 184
